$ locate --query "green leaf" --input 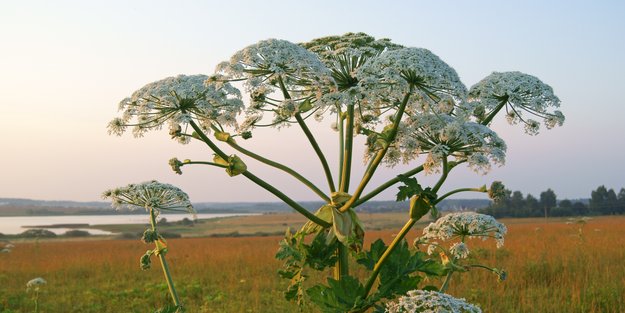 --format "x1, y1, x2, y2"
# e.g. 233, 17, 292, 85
356, 239, 387, 270
396, 175, 423, 202
306, 276, 367, 313
303, 231, 338, 271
